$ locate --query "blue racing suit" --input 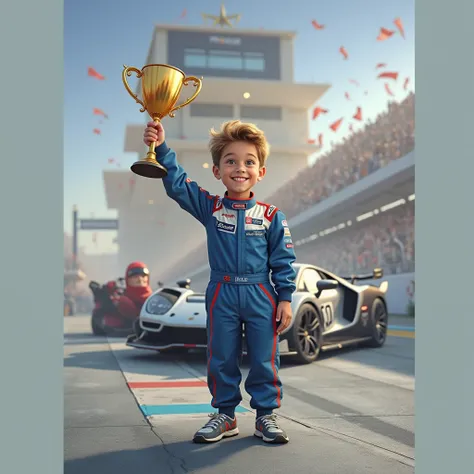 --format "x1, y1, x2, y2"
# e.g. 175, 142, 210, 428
155, 142, 297, 413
